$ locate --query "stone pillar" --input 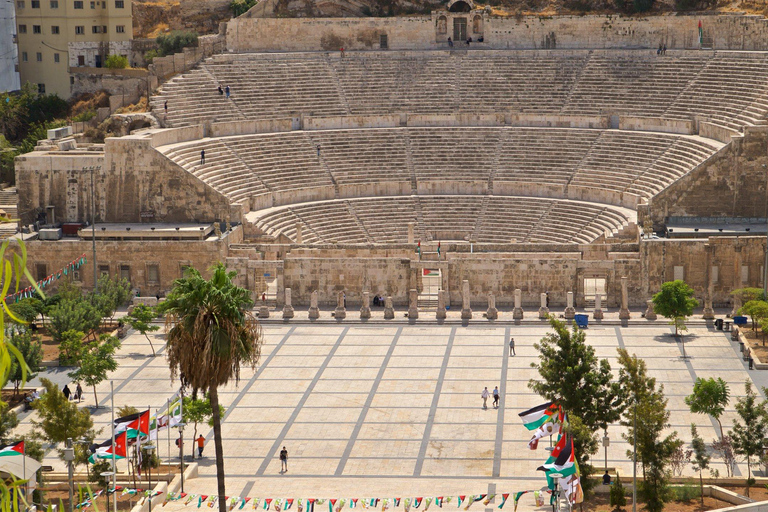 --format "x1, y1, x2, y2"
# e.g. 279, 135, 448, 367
513, 288, 524, 320
258, 303, 270, 318
644, 299, 657, 320
461, 280, 472, 320
295, 224, 303, 244
593, 294, 604, 320
436, 290, 447, 320
408, 289, 419, 319
703, 244, 715, 320
538, 292, 549, 319
360, 291, 371, 319
282, 287, 294, 319
308, 290, 319, 320
732, 245, 743, 316
407, 222, 415, 244
334, 290, 346, 320
384, 296, 395, 320
619, 276, 631, 320
486, 293, 498, 320
564, 291, 575, 319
